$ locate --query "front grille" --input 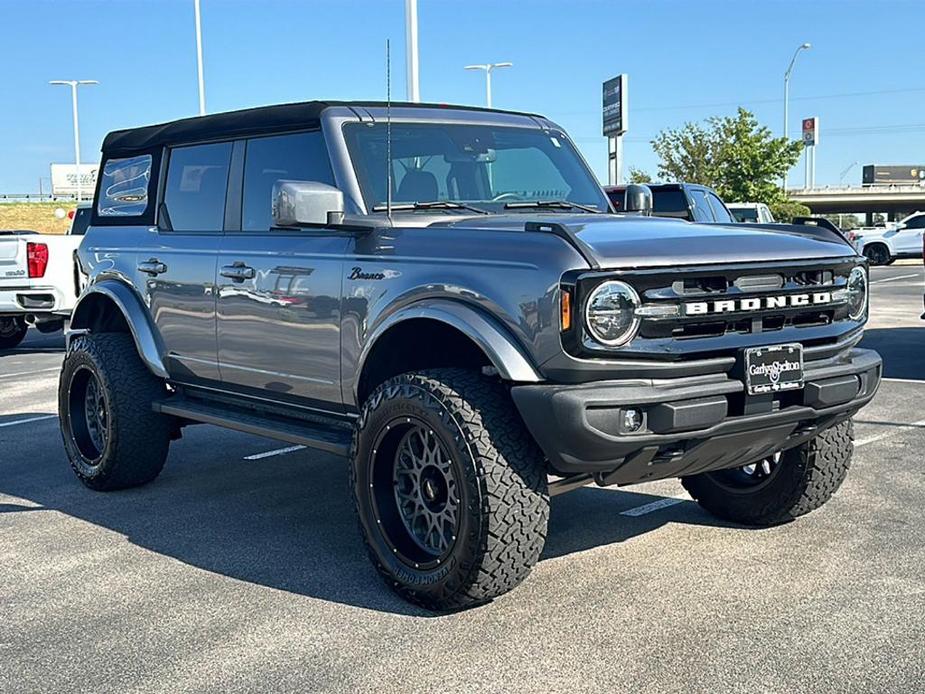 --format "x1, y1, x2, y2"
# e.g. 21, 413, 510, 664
565, 257, 862, 363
